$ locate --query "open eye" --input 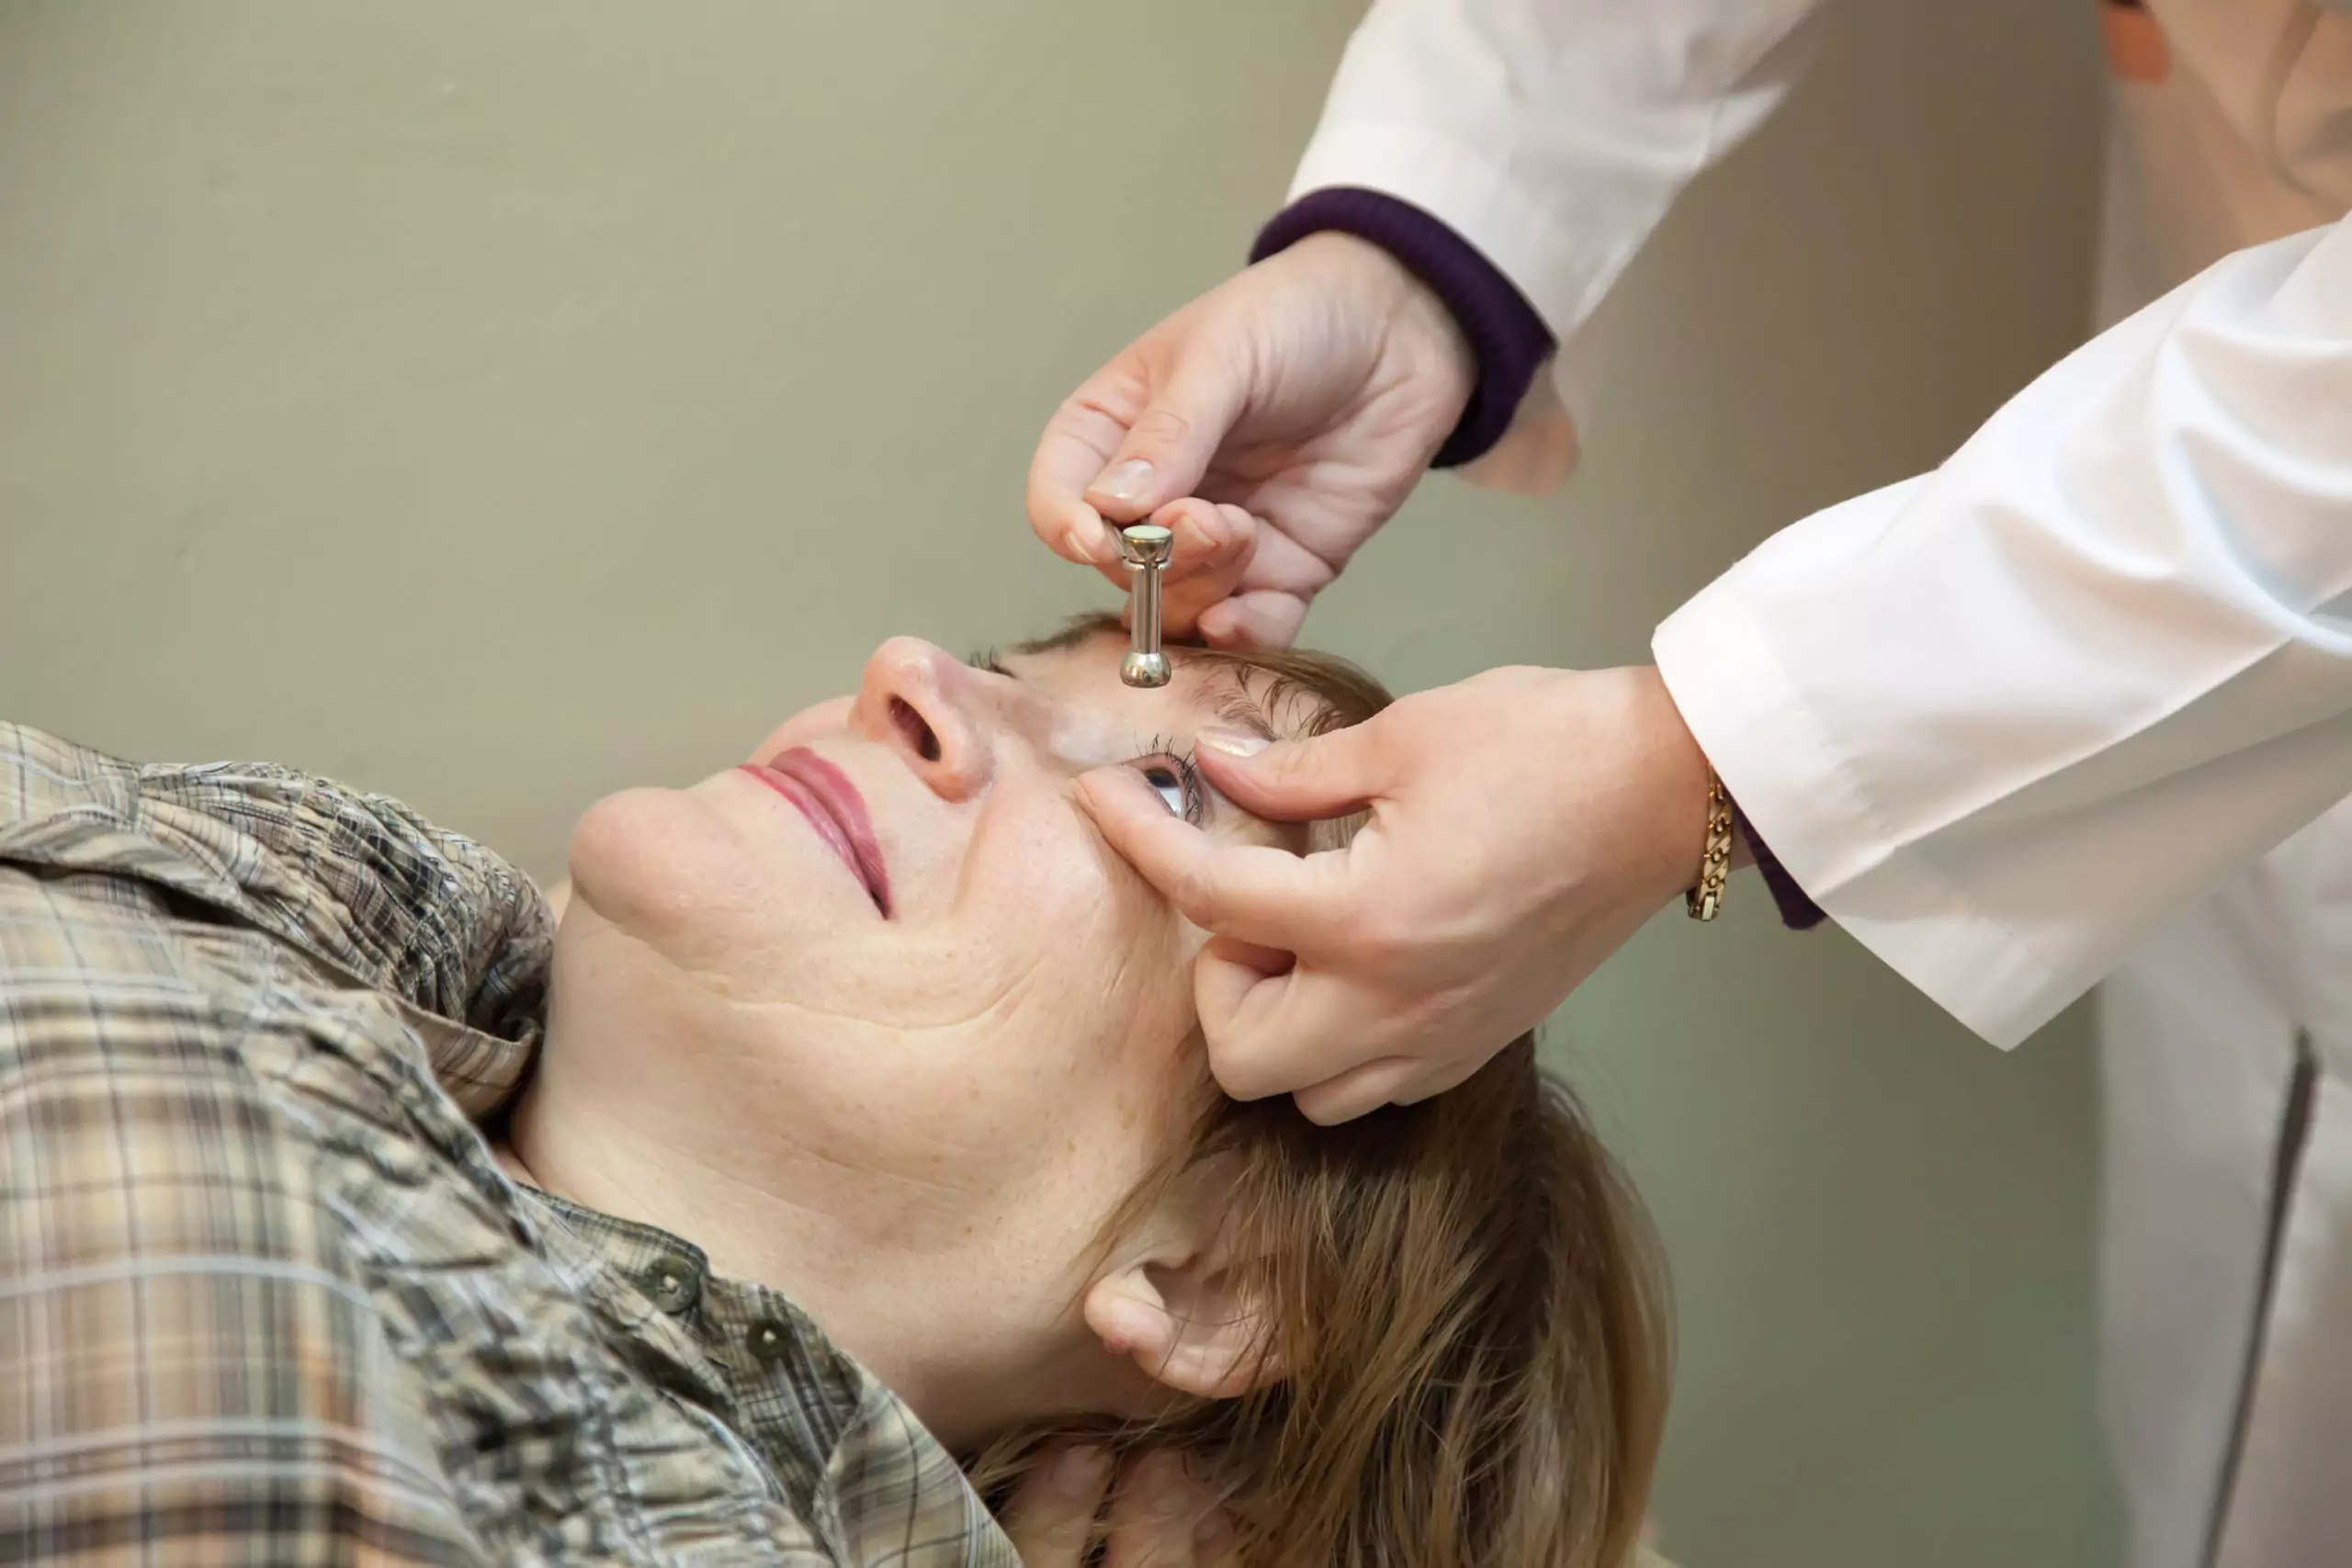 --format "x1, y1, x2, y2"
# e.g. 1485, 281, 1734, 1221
1140, 761, 1188, 818
1130, 741, 1204, 825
